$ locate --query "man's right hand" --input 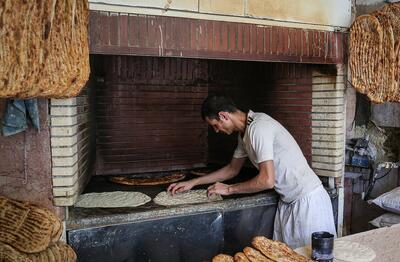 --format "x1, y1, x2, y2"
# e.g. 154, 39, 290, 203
167, 180, 196, 195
